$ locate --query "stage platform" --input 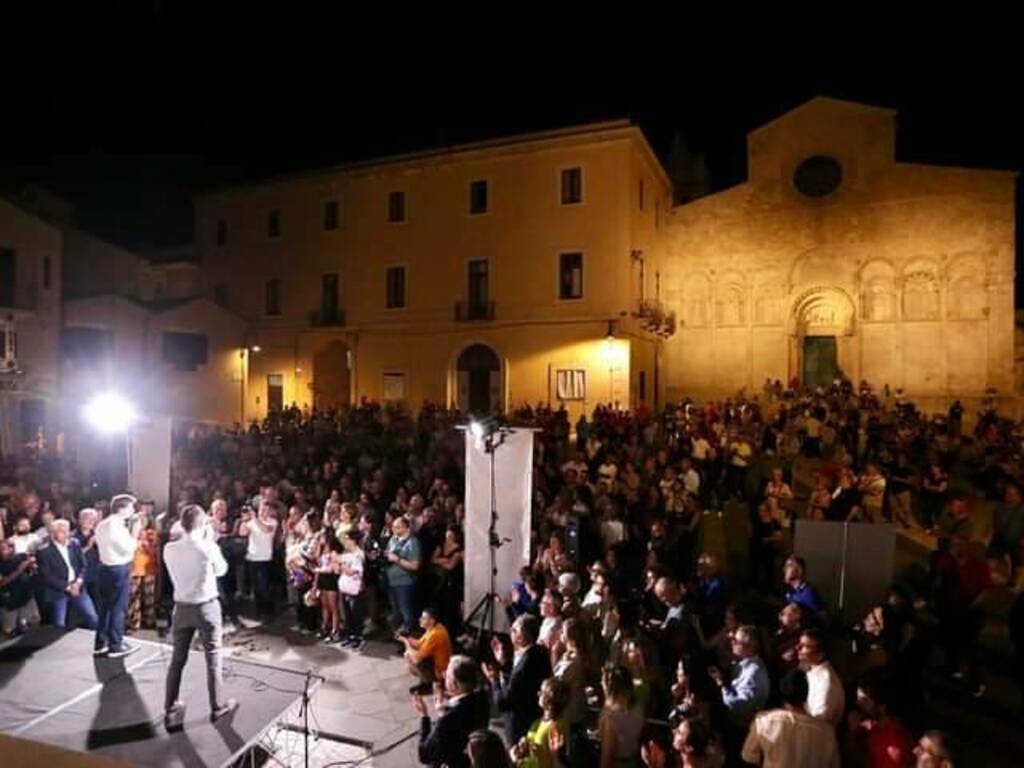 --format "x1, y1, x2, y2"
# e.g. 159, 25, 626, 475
0, 628, 319, 767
